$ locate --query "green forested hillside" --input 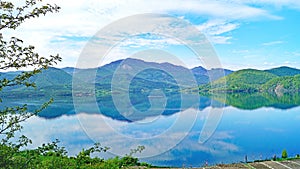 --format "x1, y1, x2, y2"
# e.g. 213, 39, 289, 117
31, 67, 73, 88
200, 67, 300, 93
266, 66, 300, 76
1, 67, 74, 97
200, 69, 278, 93
262, 74, 300, 92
